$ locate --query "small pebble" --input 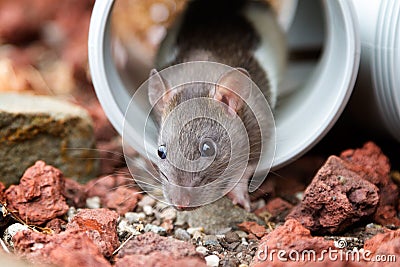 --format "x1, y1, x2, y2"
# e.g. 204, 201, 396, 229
295, 191, 304, 201
192, 230, 204, 242
159, 207, 177, 220
117, 219, 141, 237
235, 230, 248, 238
241, 237, 249, 246
205, 255, 220, 267
187, 227, 204, 235
67, 207, 77, 222
3, 223, 29, 249
143, 205, 154, 216
144, 224, 167, 235
225, 231, 240, 243
196, 246, 209, 255
239, 263, 249, 267
138, 195, 156, 207
125, 212, 146, 223
86, 196, 101, 209
154, 201, 168, 211
174, 228, 191, 241
203, 235, 219, 246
